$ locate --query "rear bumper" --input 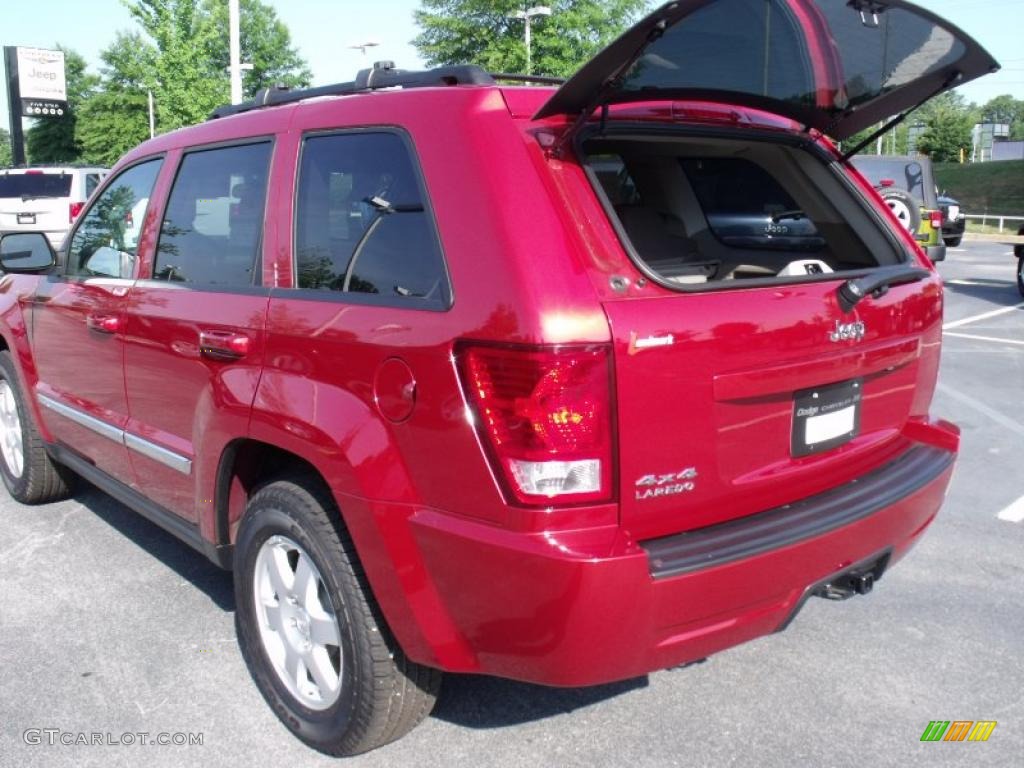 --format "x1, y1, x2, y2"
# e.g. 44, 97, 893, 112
405, 423, 958, 687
